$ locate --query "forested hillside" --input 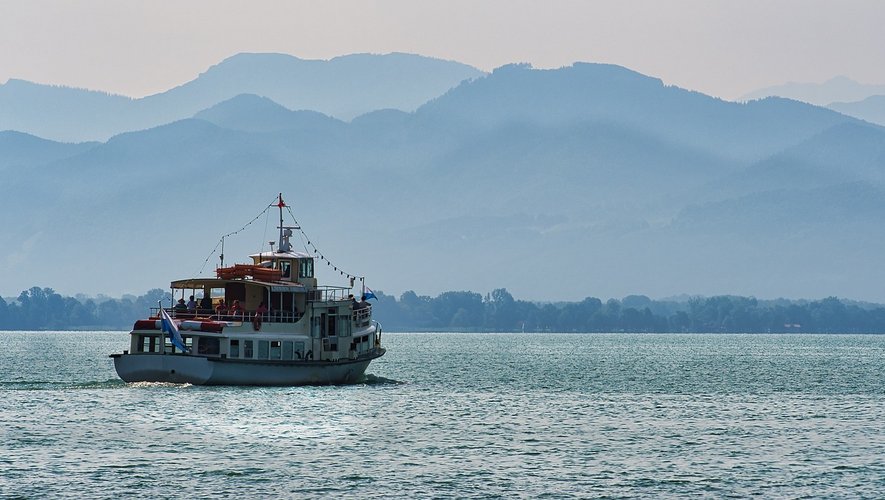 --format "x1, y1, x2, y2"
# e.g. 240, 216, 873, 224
3, 287, 884, 333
